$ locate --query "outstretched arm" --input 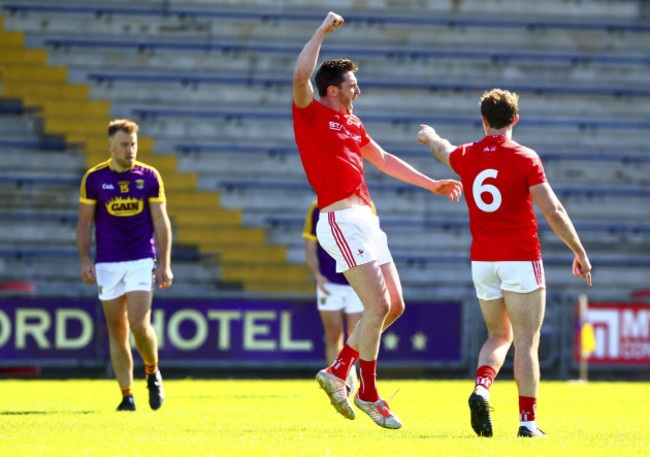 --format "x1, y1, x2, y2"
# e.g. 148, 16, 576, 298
293, 11, 344, 108
530, 182, 592, 285
417, 124, 457, 168
361, 138, 462, 202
